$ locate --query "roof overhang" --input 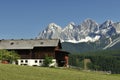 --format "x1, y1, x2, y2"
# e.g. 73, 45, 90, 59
55, 50, 70, 54
0, 39, 61, 50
